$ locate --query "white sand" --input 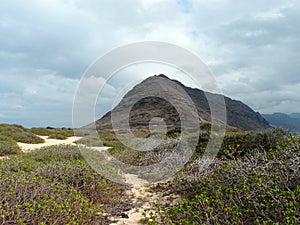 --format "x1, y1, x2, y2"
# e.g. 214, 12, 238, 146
86, 146, 111, 151
0, 156, 9, 160
124, 174, 149, 187
111, 181, 177, 225
17, 136, 82, 152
